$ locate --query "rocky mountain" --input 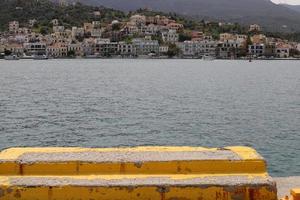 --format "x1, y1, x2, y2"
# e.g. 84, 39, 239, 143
61, 0, 300, 32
